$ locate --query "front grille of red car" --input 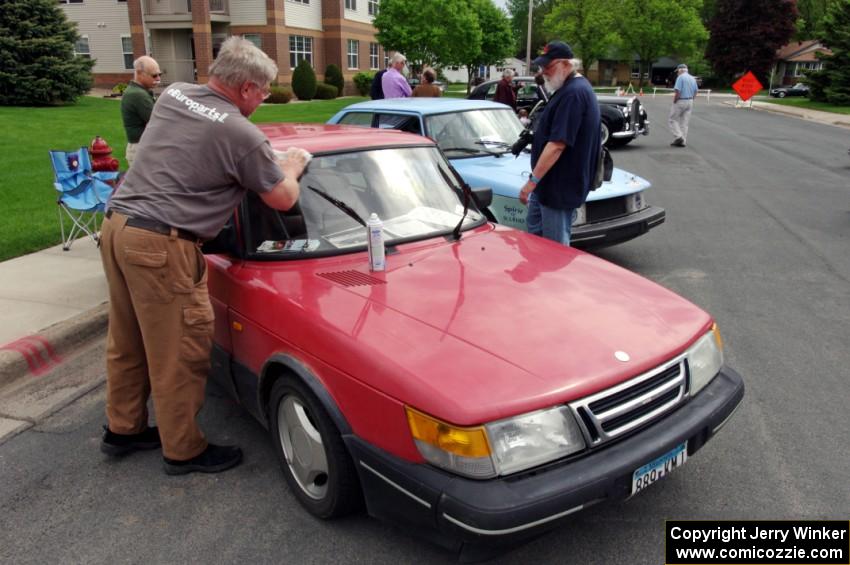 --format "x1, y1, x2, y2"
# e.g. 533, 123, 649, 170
569, 356, 688, 446
316, 270, 387, 287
